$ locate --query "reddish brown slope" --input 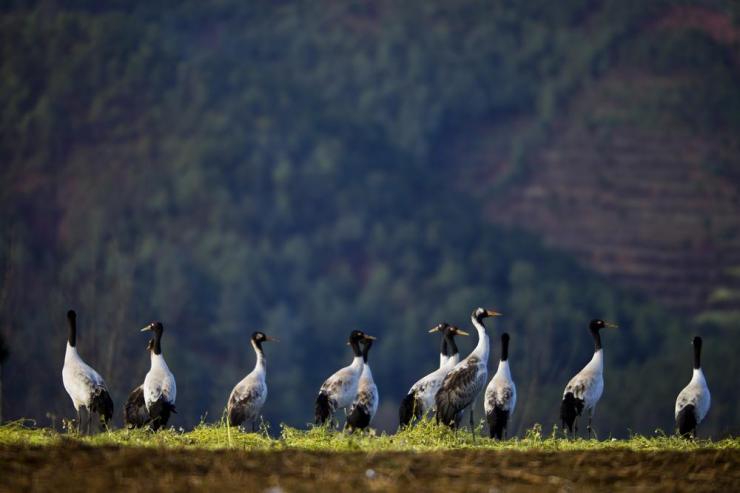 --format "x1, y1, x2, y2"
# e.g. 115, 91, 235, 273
456, 12, 740, 313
